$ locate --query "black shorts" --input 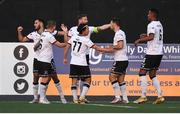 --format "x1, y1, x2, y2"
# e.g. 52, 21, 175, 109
33, 58, 39, 73
70, 64, 91, 78
111, 61, 129, 75
141, 55, 163, 70
38, 59, 57, 76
